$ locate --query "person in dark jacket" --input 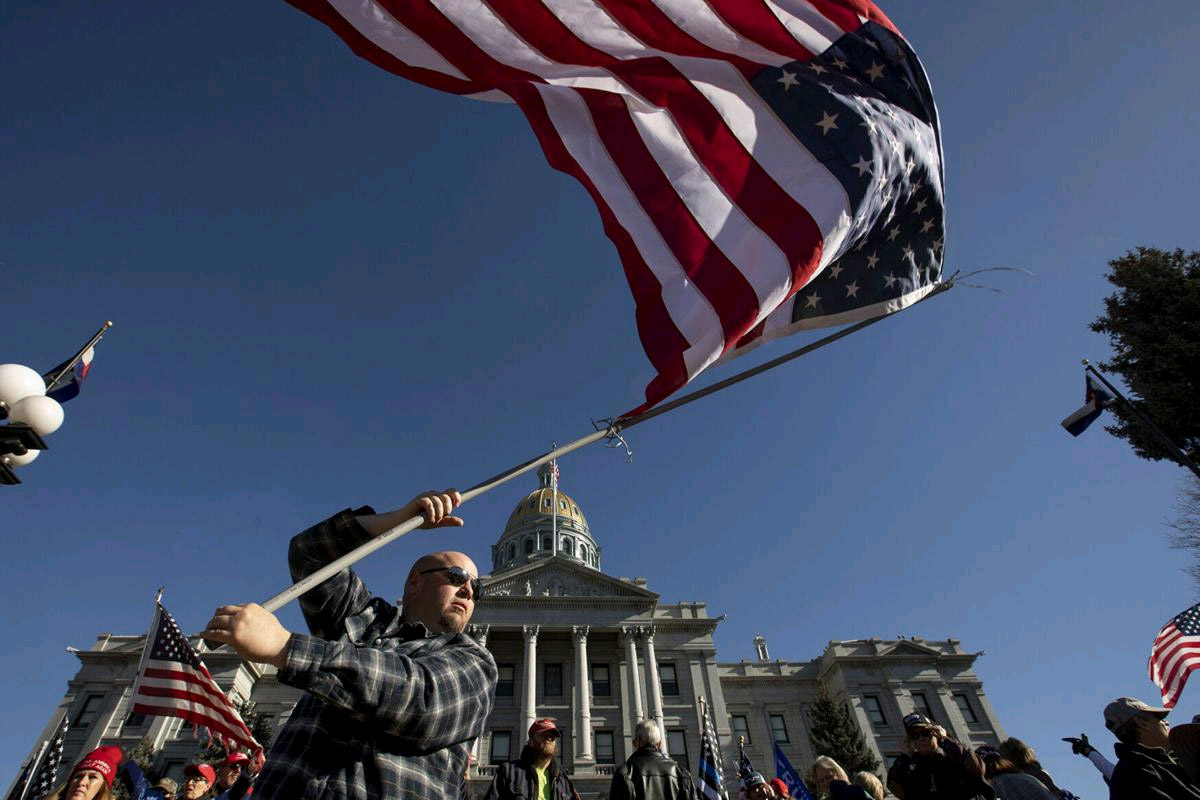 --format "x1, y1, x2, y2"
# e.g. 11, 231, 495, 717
1104, 696, 1200, 800
609, 719, 698, 800
484, 719, 579, 800
886, 714, 992, 800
